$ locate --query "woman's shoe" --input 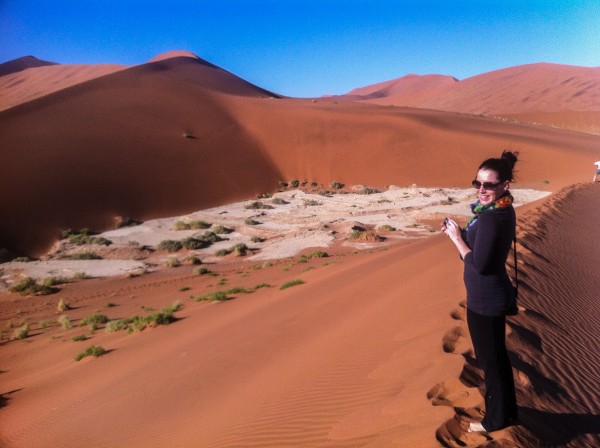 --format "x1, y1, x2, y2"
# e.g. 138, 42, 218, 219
467, 422, 487, 433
